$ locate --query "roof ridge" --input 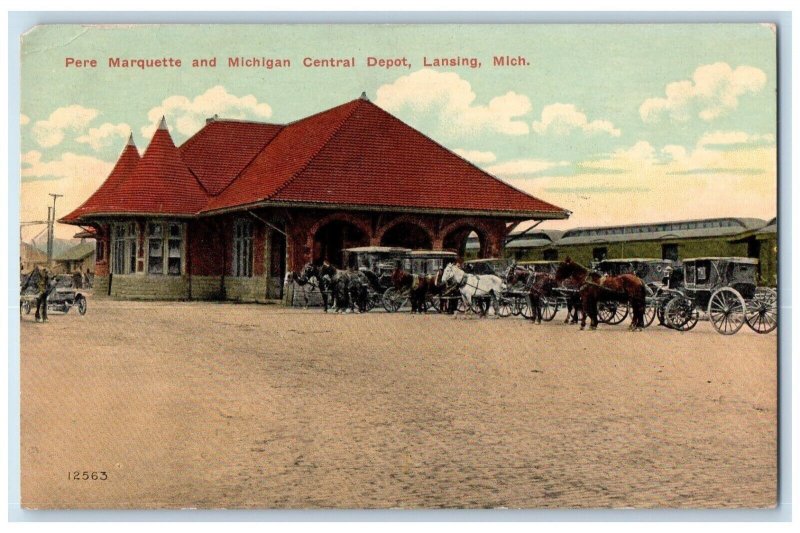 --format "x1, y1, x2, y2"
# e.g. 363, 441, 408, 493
266, 99, 364, 201
360, 100, 569, 216
202, 124, 288, 200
